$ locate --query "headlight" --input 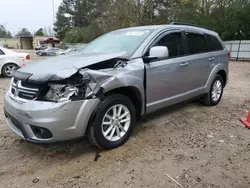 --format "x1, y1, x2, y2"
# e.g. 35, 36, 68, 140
44, 72, 98, 102
45, 84, 79, 102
